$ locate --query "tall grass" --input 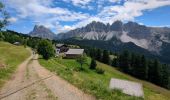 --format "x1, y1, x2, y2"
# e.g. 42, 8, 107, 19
0, 42, 30, 88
